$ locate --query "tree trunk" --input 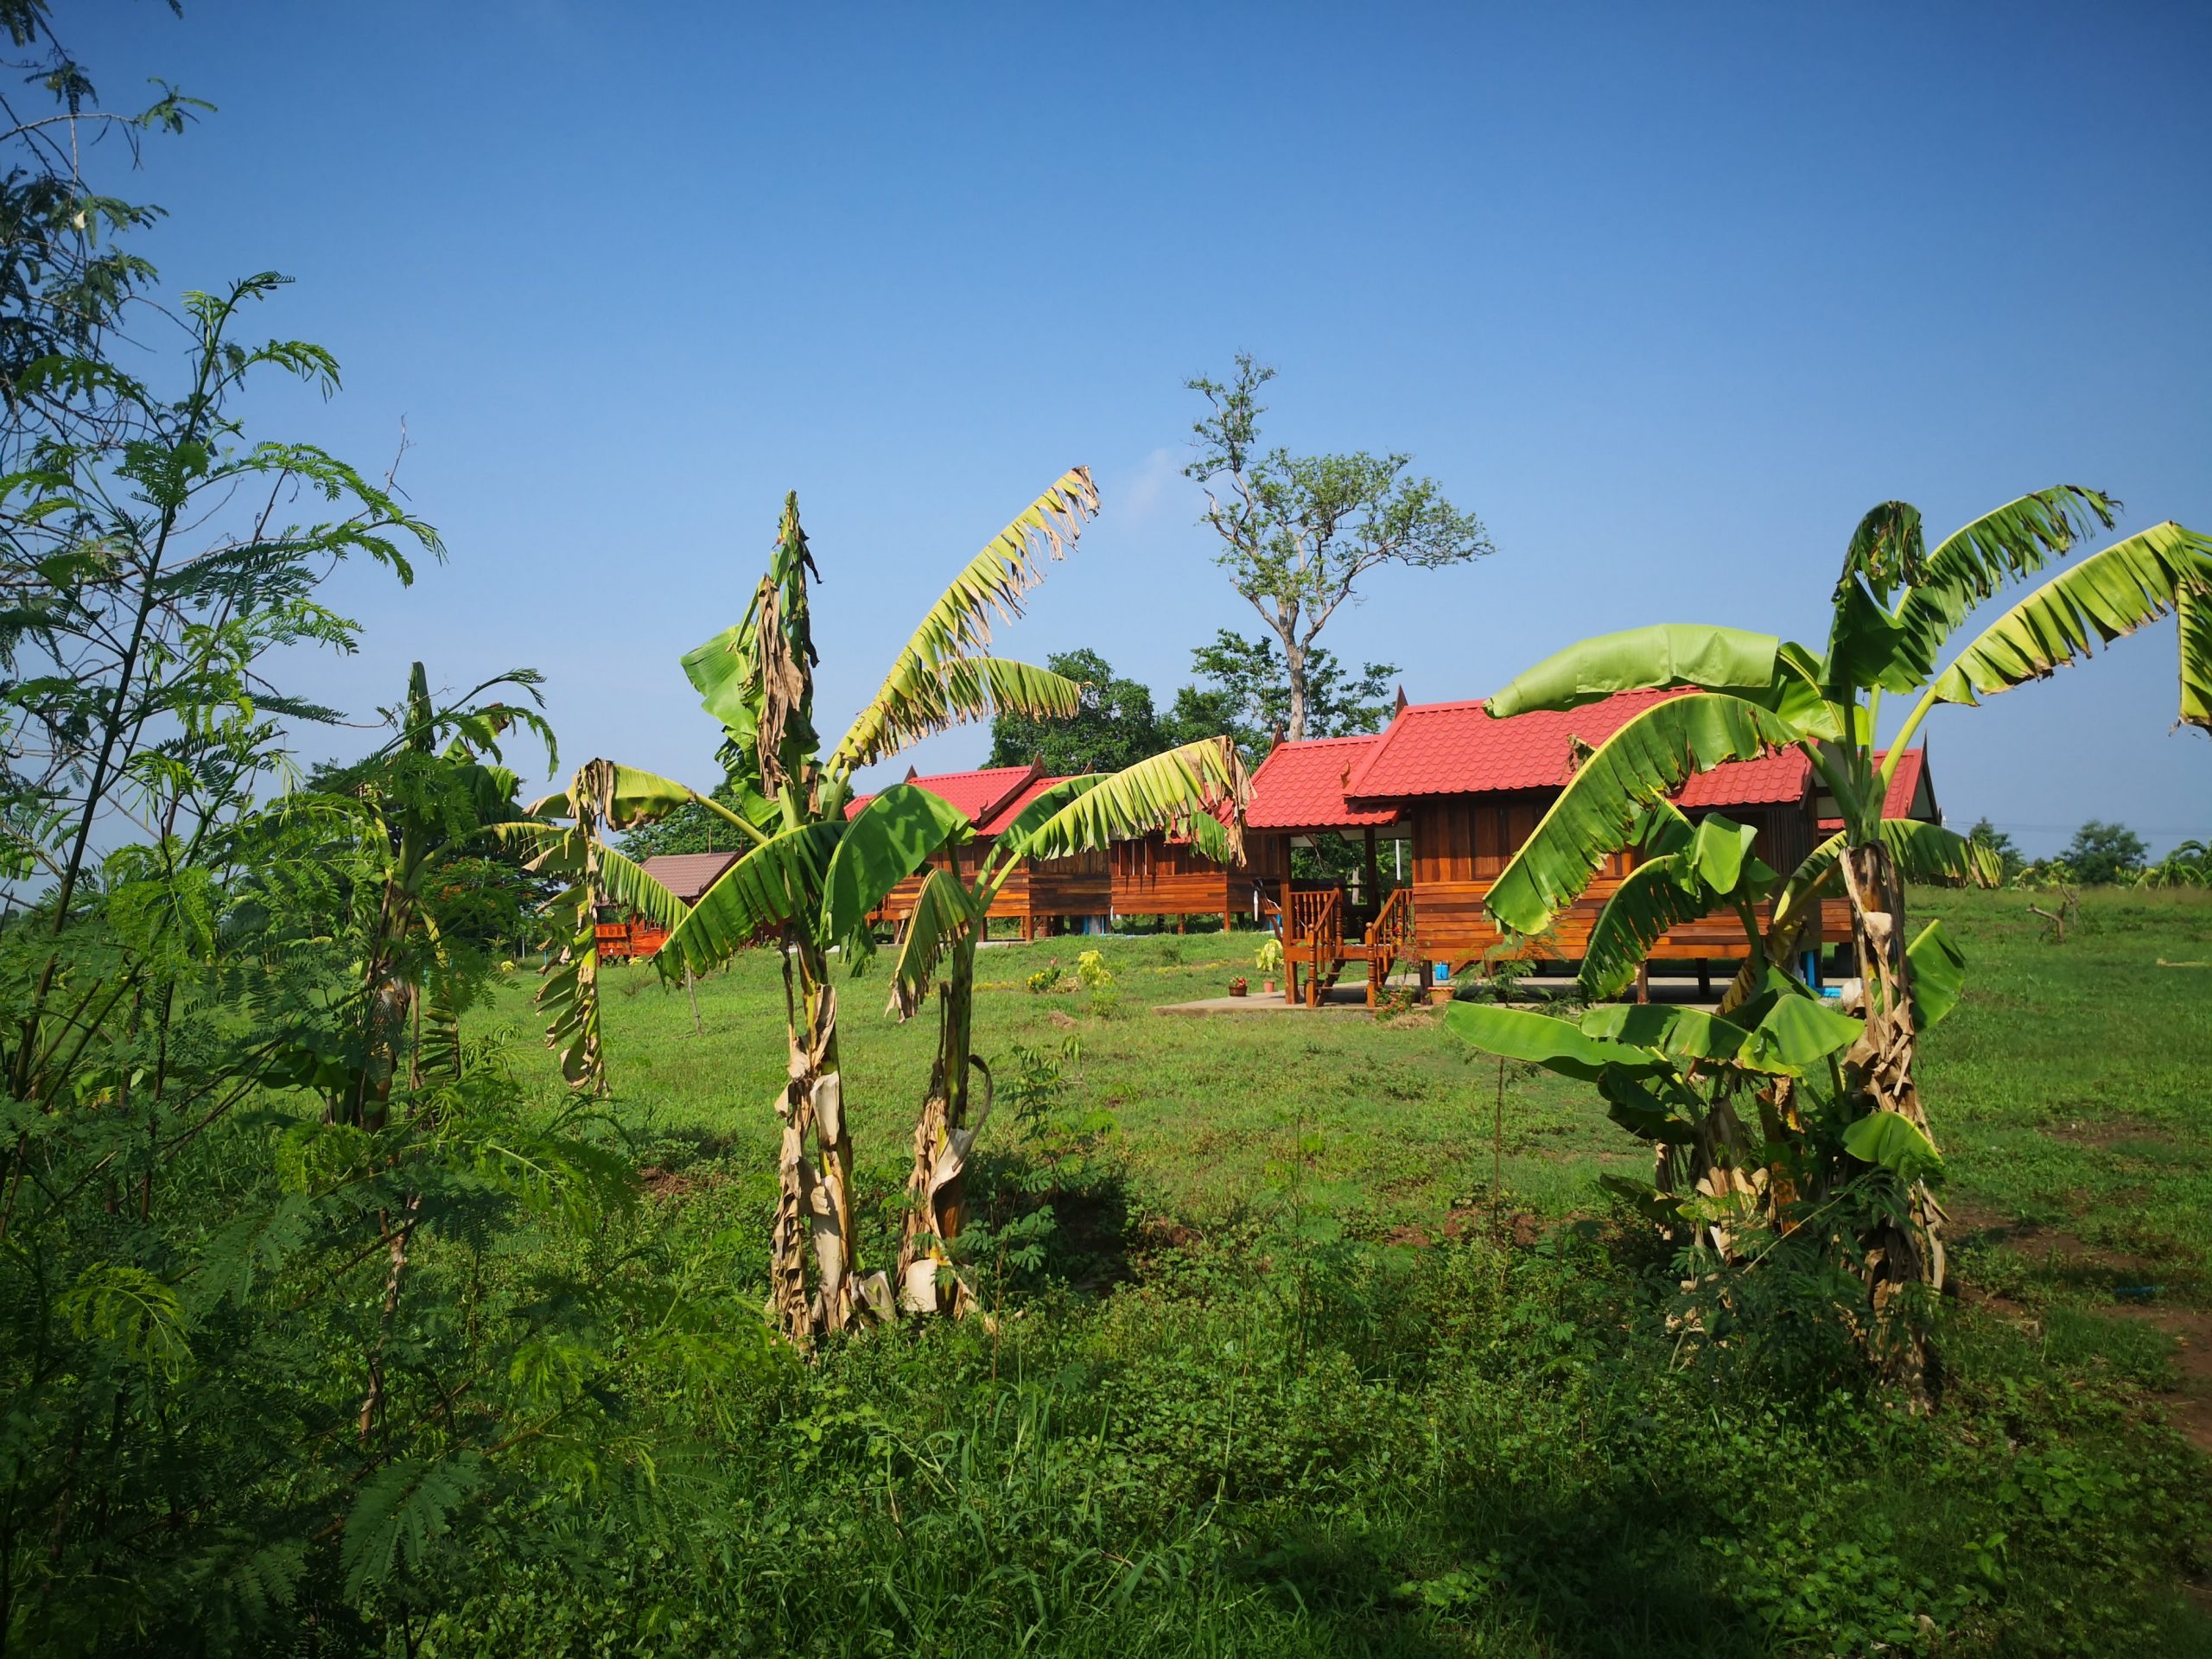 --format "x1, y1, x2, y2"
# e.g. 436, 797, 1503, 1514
1282, 633, 1308, 742
898, 940, 986, 1316
1838, 840, 1945, 1397
772, 939, 872, 1347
